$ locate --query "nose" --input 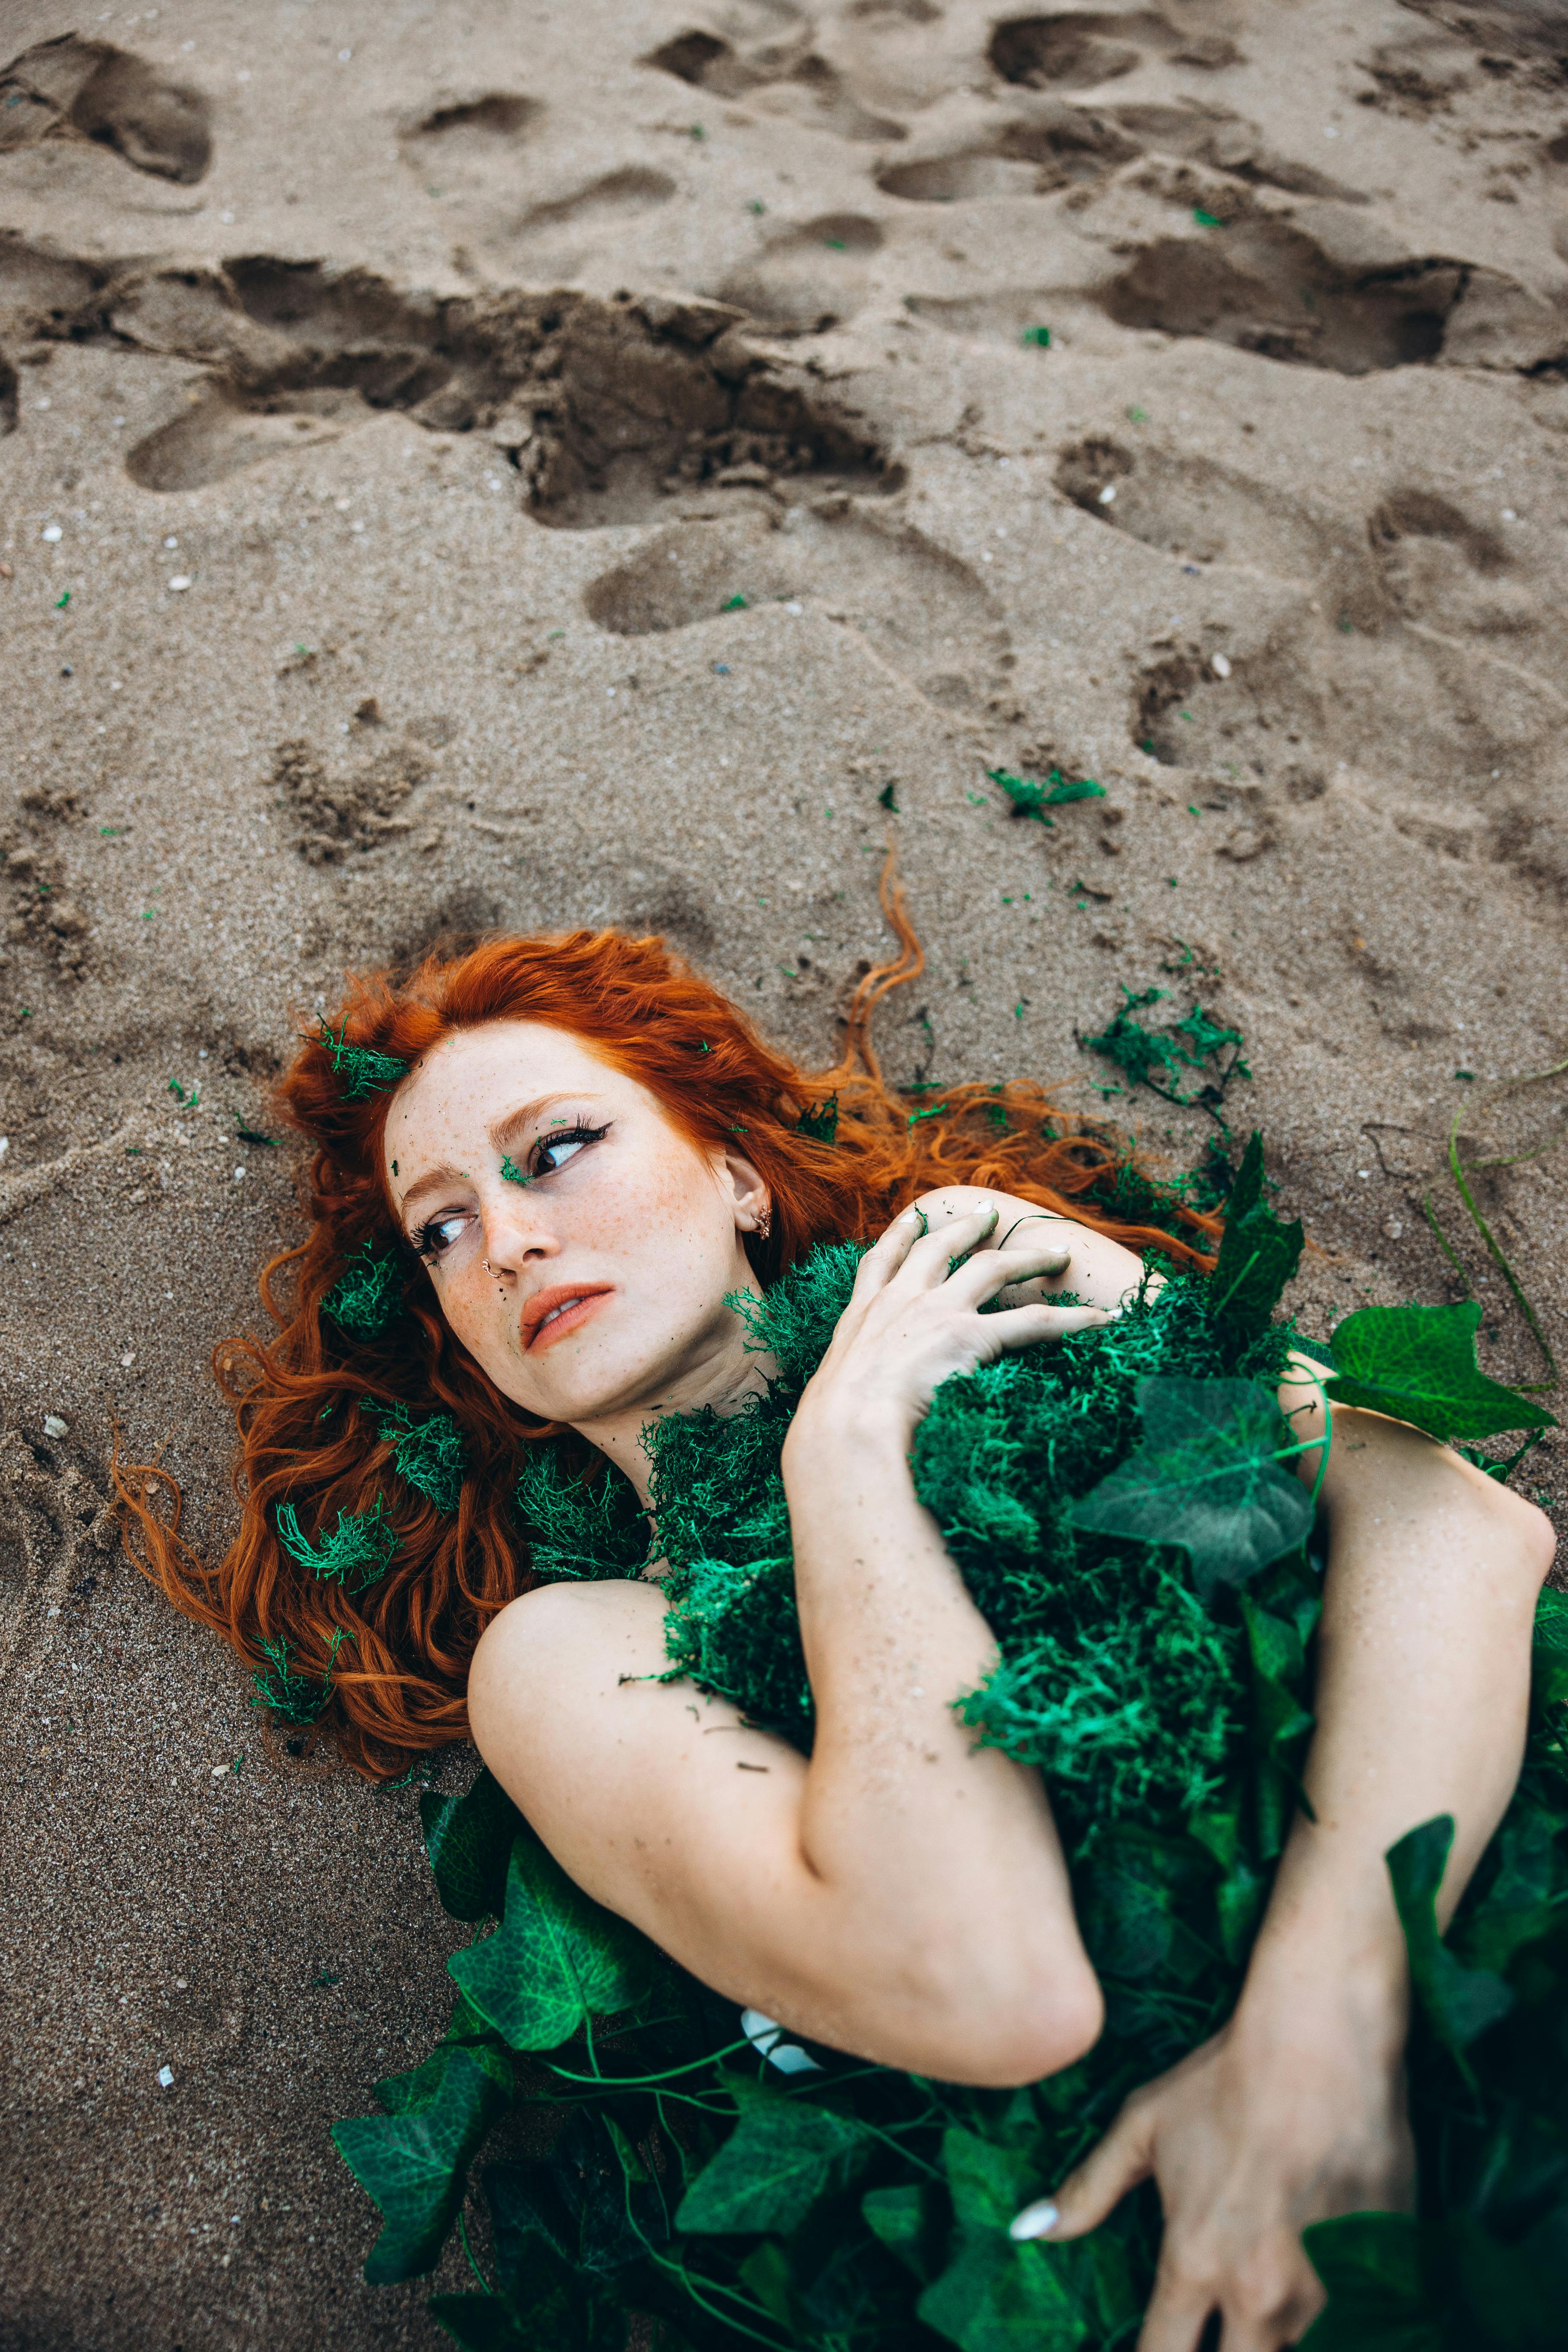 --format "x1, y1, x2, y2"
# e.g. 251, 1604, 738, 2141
476, 1185, 560, 1279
